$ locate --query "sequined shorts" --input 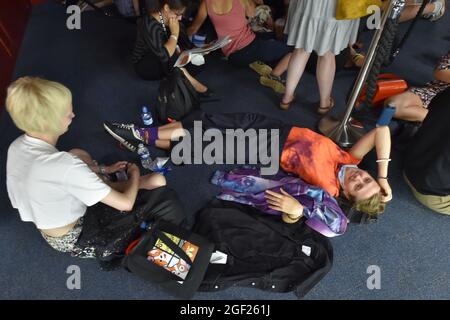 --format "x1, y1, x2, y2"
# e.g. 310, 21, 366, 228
409, 81, 450, 108
41, 218, 96, 258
